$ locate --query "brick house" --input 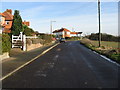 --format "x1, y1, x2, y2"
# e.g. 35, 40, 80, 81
2, 9, 13, 33
1, 9, 30, 33
53, 28, 71, 38
0, 13, 6, 34
53, 28, 82, 38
